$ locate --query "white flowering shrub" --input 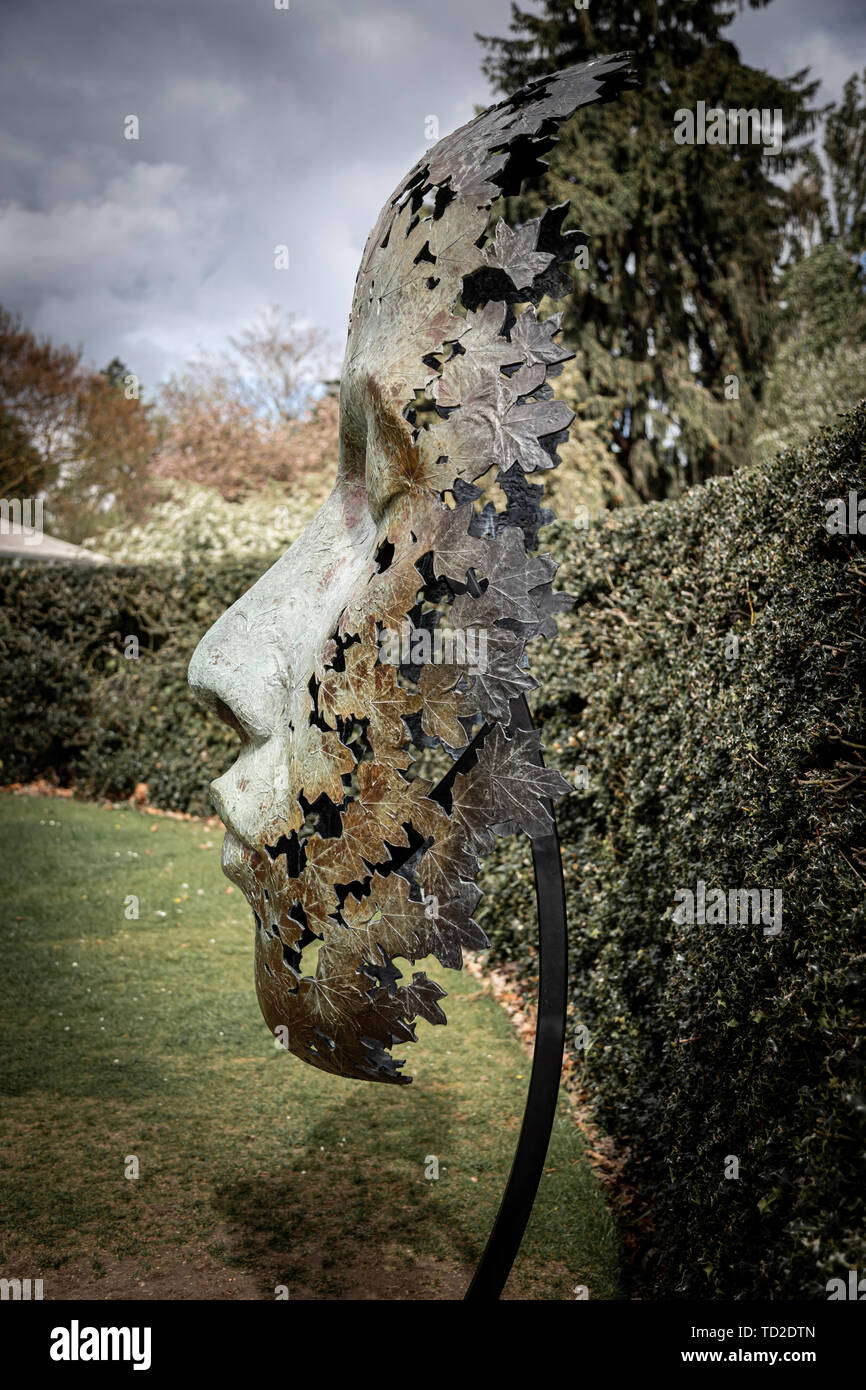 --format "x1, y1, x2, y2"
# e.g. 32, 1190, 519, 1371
87, 477, 329, 565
